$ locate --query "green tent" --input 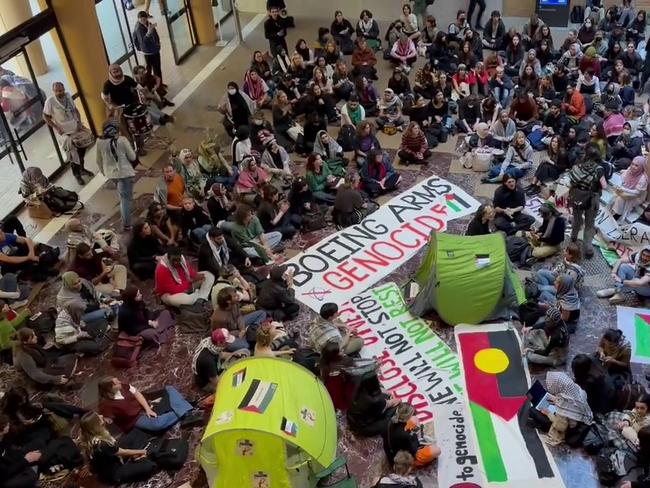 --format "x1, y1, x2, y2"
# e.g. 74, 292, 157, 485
198, 357, 337, 488
410, 232, 525, 325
